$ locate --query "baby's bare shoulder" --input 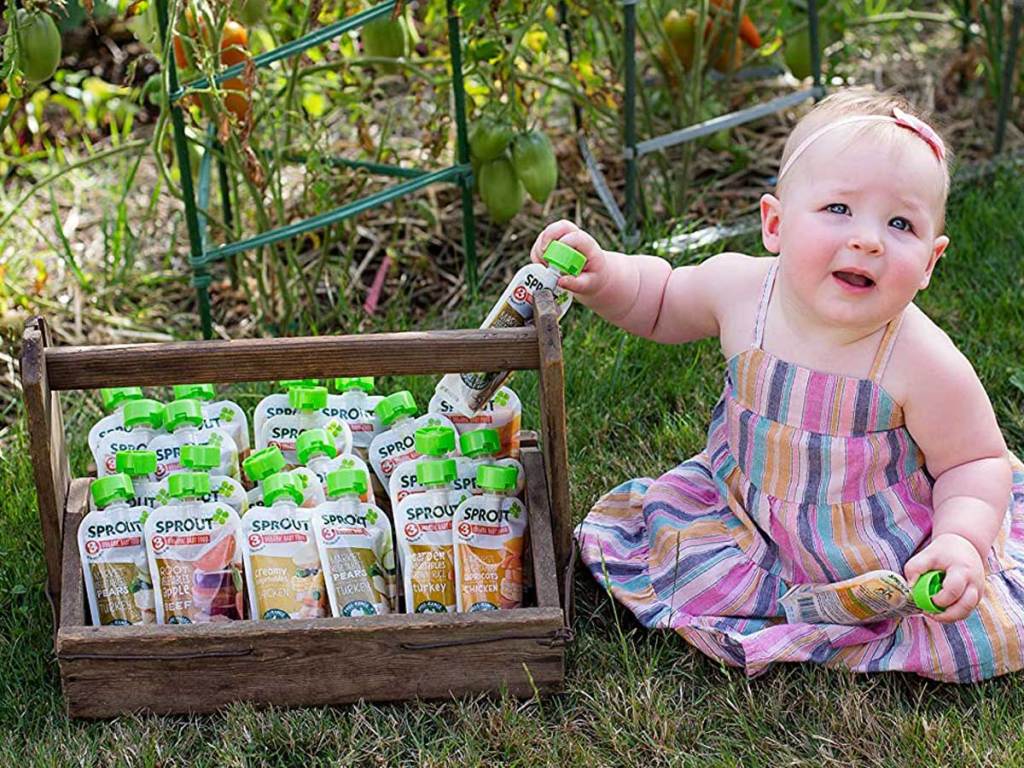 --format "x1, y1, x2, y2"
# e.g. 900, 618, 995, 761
886, 304, 979, 403
698, 253, 774, 355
